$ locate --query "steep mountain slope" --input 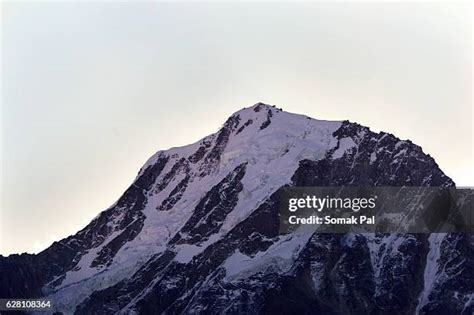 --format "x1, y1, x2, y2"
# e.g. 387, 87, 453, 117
1, 103, 471, 314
